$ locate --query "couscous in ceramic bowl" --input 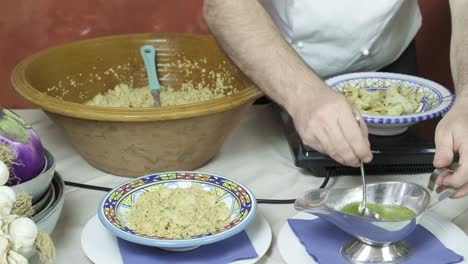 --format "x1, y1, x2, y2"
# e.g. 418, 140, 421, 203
326, 72, 454, 136
11, 33, 263, 177
98, 171, 257, 251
